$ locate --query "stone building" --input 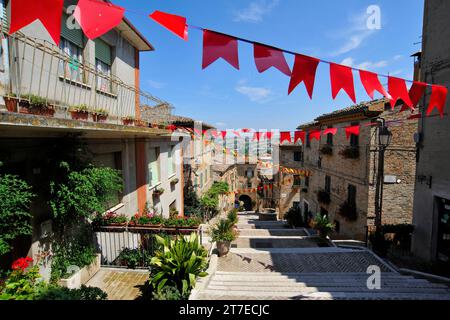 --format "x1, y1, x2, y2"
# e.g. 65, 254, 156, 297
412, 0, 450, 268
297, 99, 417, 240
